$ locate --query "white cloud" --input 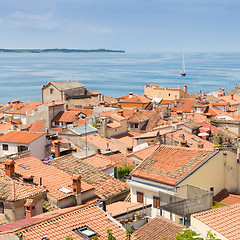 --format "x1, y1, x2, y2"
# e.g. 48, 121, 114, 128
9, 10, 60, 31
91, 26, 112, 33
